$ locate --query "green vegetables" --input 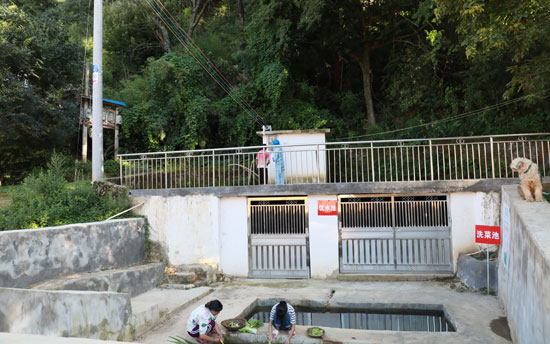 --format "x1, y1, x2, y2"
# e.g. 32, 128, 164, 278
227, 321, 240, 328
308, 327, 324, 336
238, 319, 264, 334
